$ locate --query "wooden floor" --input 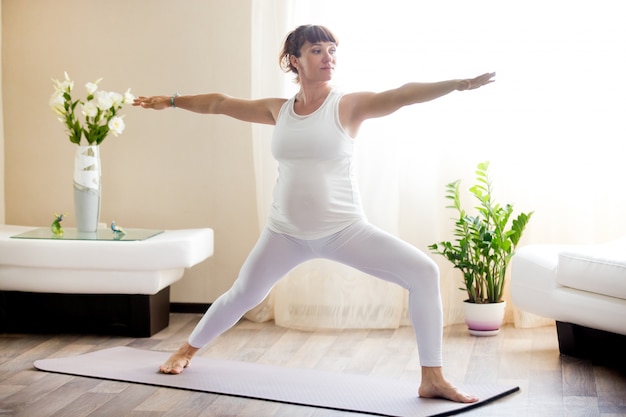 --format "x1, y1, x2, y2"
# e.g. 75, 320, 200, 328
1, 313, 625, 416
